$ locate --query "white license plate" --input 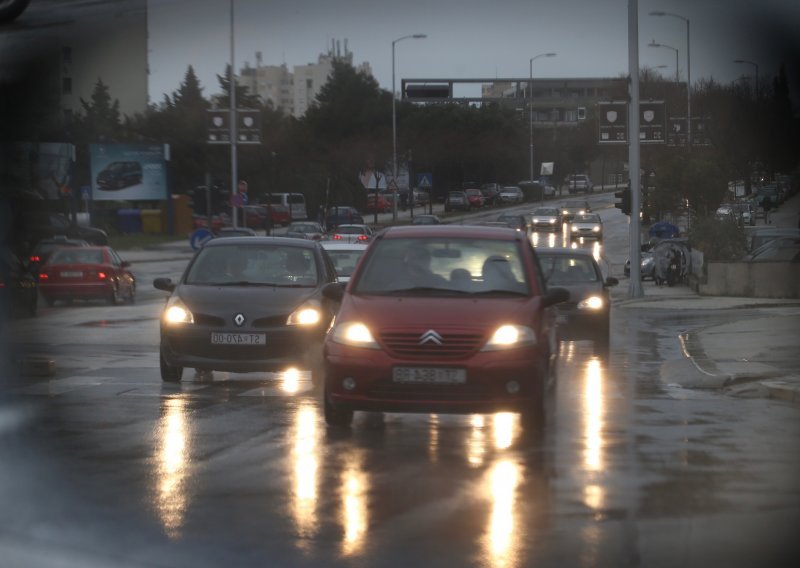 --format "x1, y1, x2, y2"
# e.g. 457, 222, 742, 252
392, 367, 466, 385
60, 271, 83, 277
211, 332, 266, 345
